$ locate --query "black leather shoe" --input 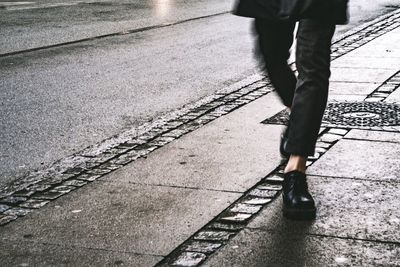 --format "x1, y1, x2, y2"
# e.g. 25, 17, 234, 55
280, 127, 290, 158
282, 171, 316, 220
